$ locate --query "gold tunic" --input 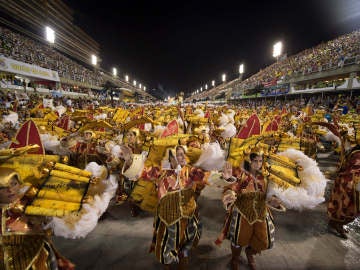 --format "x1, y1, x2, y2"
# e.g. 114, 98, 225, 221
157, 188, 197, 226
